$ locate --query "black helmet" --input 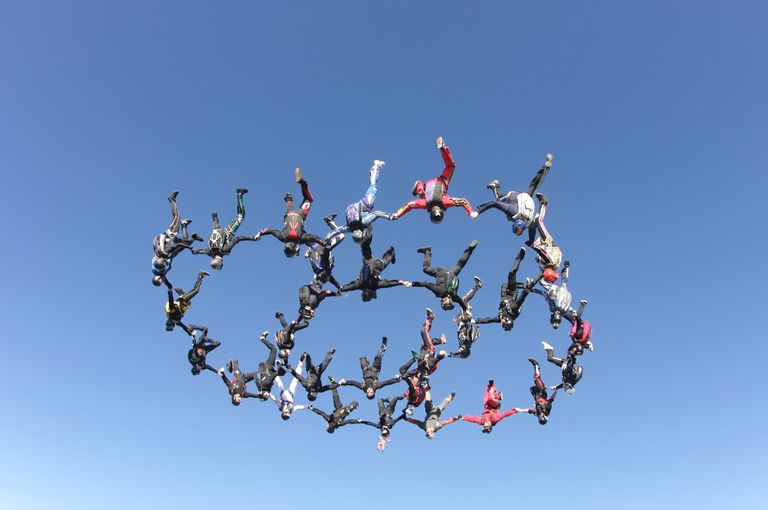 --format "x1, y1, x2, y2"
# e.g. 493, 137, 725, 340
361, 289, 376, 302
284, 242, 299, 258
429, 208, 444, 224
152, 275, 164, 287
